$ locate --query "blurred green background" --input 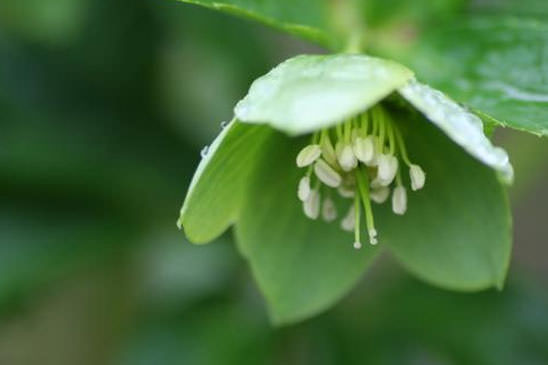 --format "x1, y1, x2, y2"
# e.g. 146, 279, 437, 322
1, 0, 547, 364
